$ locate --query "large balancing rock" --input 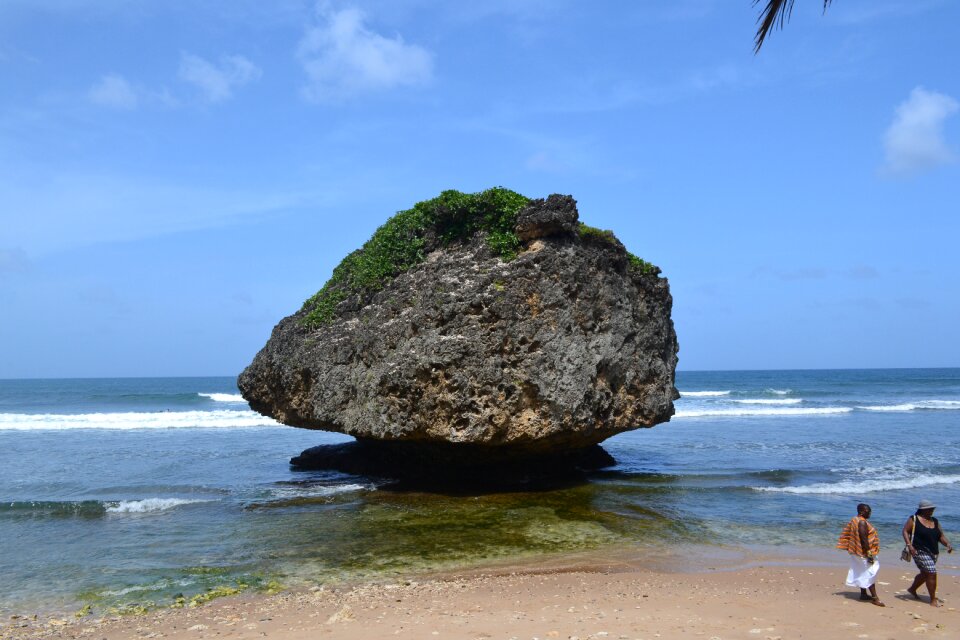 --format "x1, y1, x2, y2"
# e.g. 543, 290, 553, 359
239, 188, 679, 459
